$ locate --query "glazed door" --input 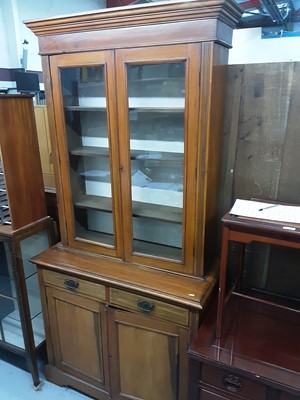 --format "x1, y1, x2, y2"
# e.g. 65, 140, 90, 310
45, 286, 110, 394
49, 45, 201, 274
50, 52, 122, 257
108, 308, 189, 400
116, 44, 200, 274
